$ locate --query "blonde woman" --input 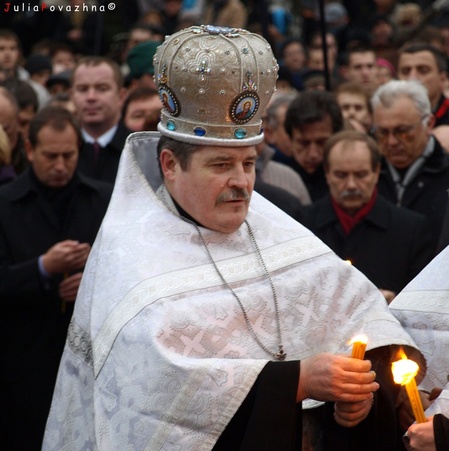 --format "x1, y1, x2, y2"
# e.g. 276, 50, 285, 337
0, 124, 15, 185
